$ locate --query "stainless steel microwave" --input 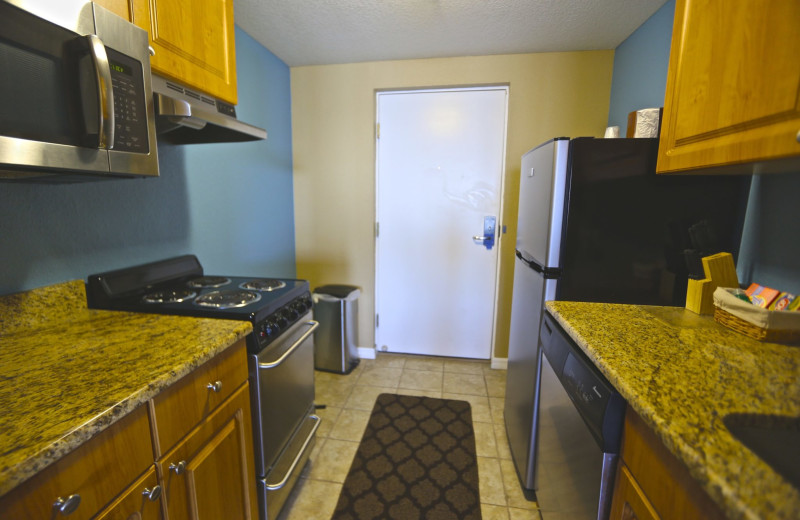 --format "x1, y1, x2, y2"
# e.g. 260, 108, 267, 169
0, 0, 158, 182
